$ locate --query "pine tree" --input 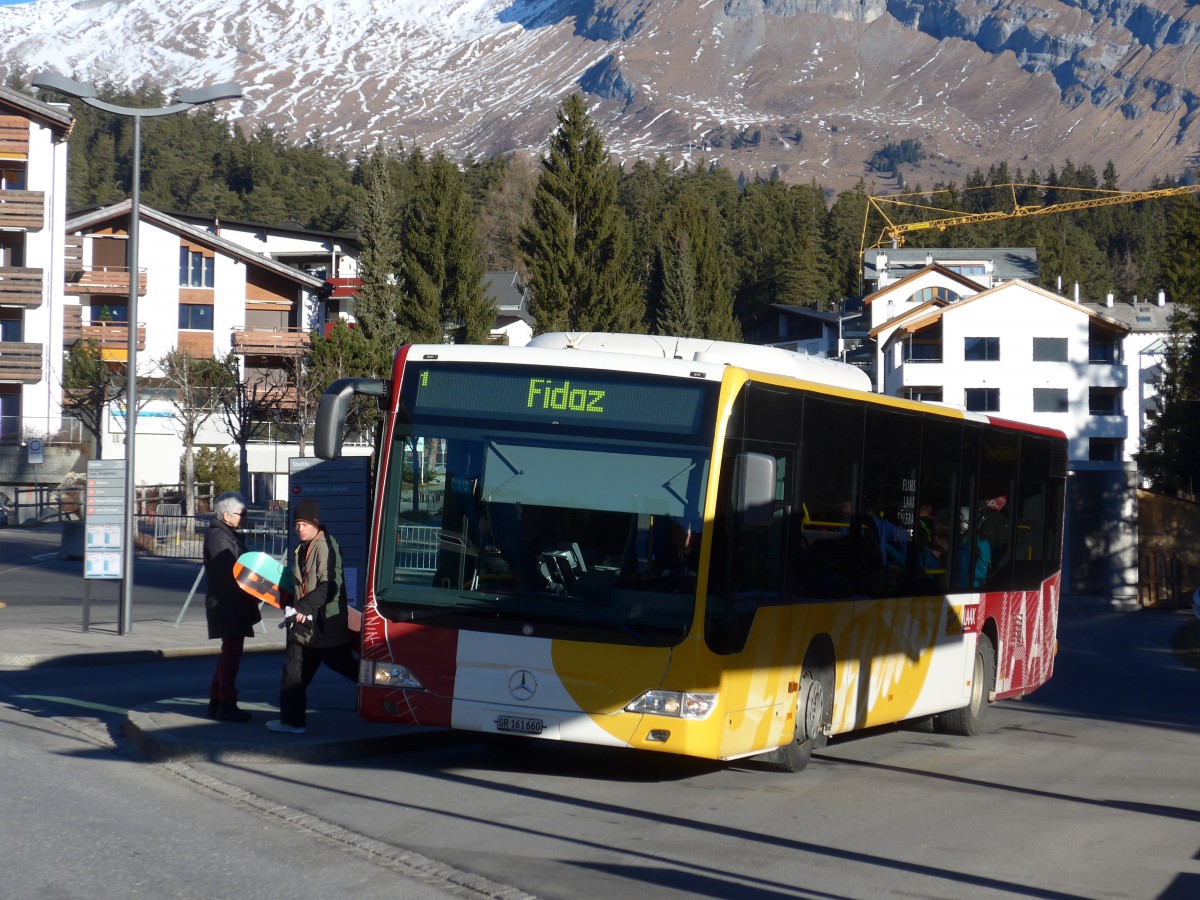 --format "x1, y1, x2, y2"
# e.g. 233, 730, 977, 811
825, 180, 869, 301
306, 323, 379, 438
656, 228, 700, 337
519, 93, 644, 334
353, 145, 408, 374
1137, 194, 1200, 494
664, 189, 738, 340
398, 150, 490, 343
